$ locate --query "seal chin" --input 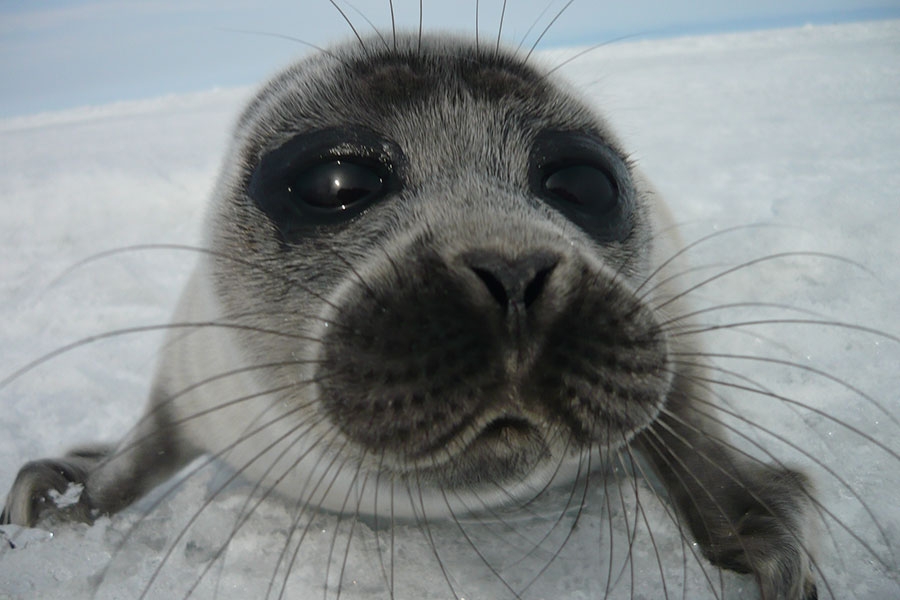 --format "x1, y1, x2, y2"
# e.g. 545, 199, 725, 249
412, 416, 552, 491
